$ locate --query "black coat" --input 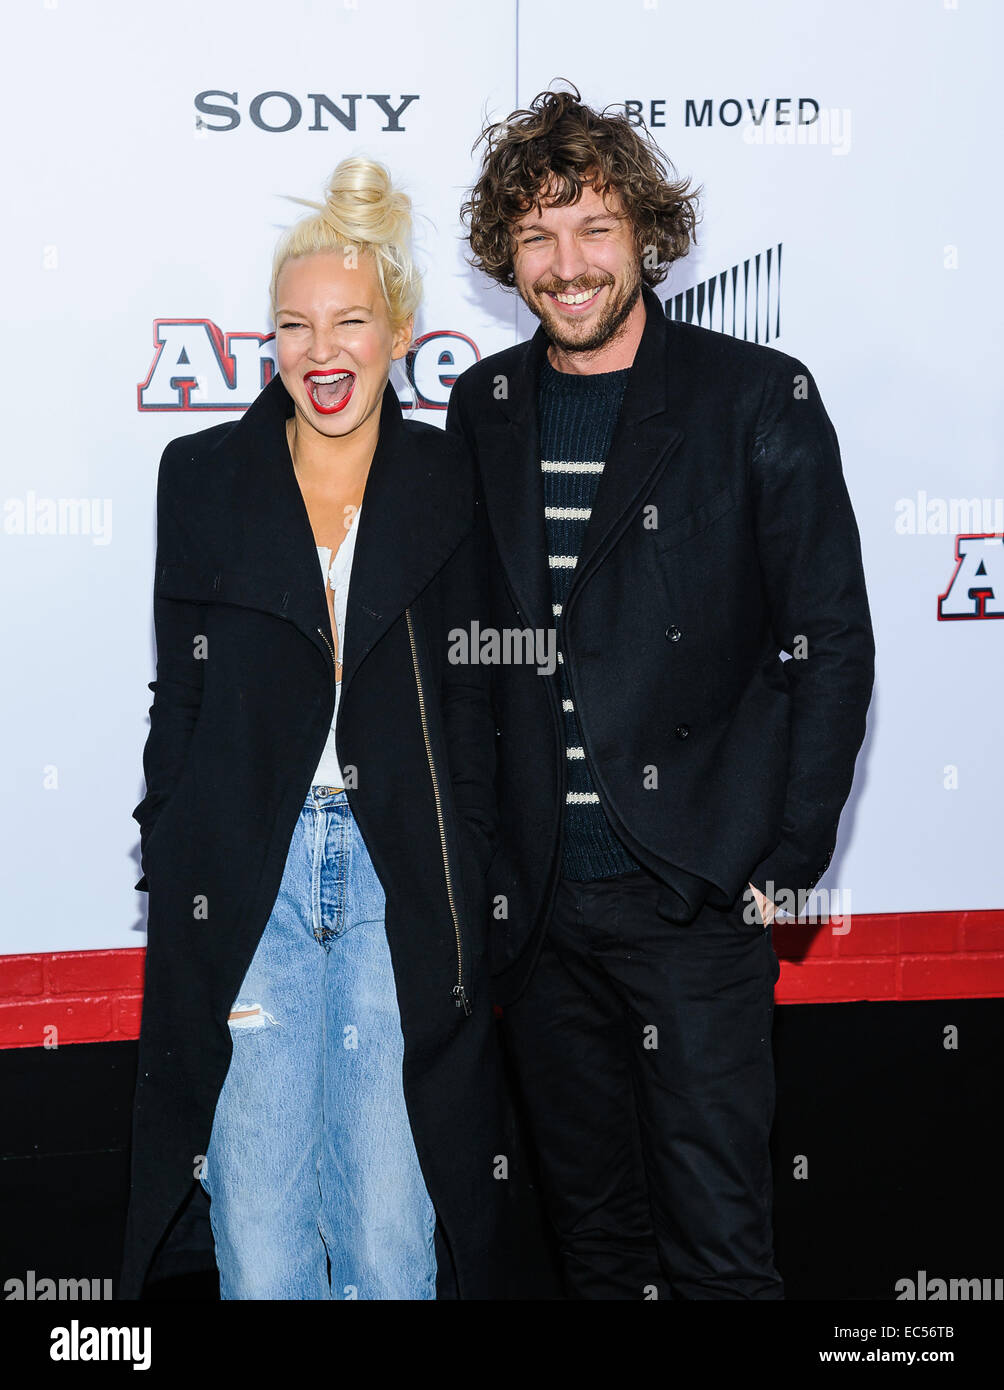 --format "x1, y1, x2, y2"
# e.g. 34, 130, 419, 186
446, 284, 875, 1005
120, 373, 506, 1299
